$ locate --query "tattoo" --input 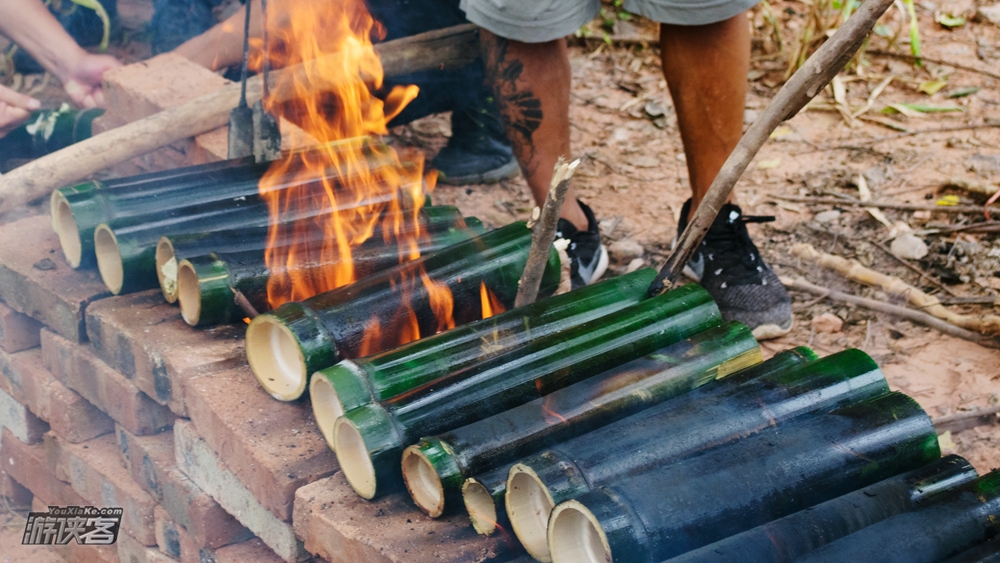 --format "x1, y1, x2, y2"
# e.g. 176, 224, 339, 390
482, 36, 543, 167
